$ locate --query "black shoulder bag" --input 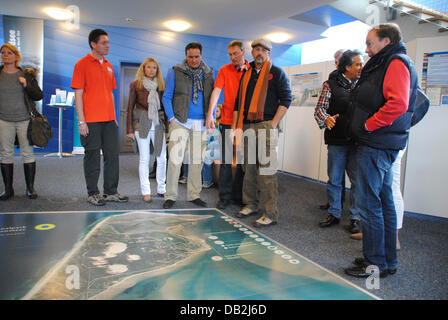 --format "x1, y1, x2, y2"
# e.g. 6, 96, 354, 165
26, 95, 53, 148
